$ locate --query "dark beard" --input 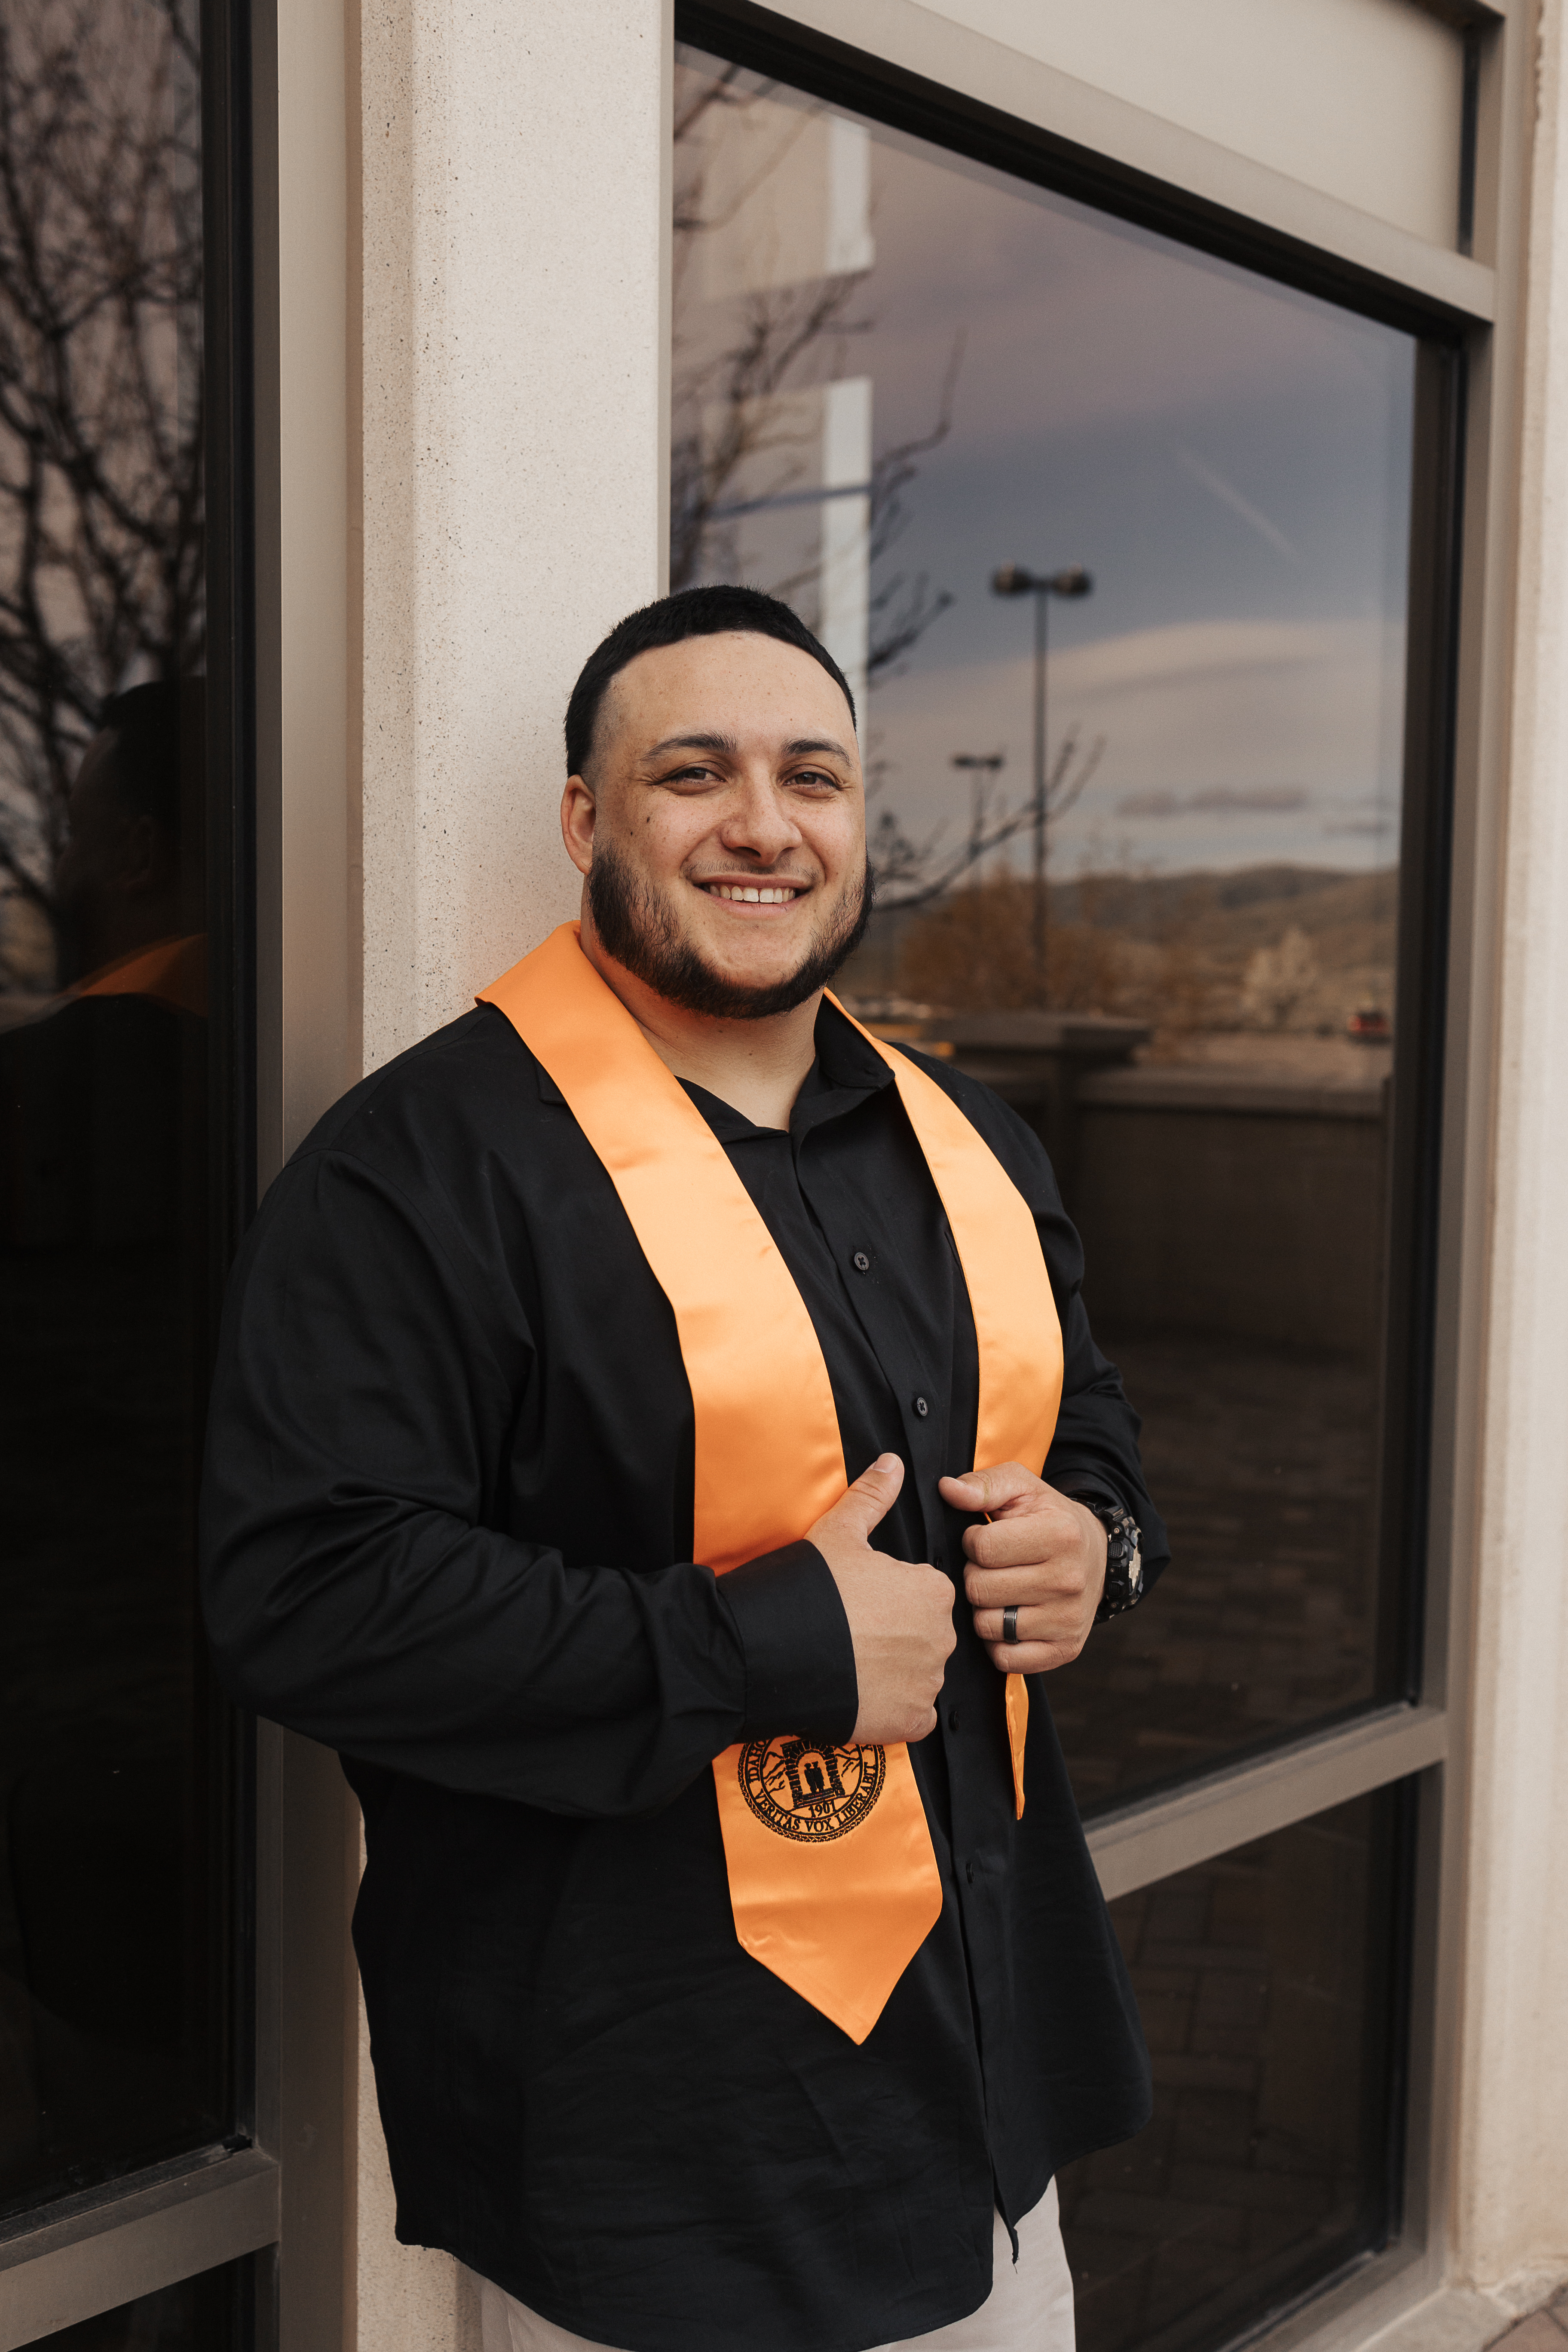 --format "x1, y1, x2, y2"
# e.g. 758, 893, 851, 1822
586, 842, 874, 1019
